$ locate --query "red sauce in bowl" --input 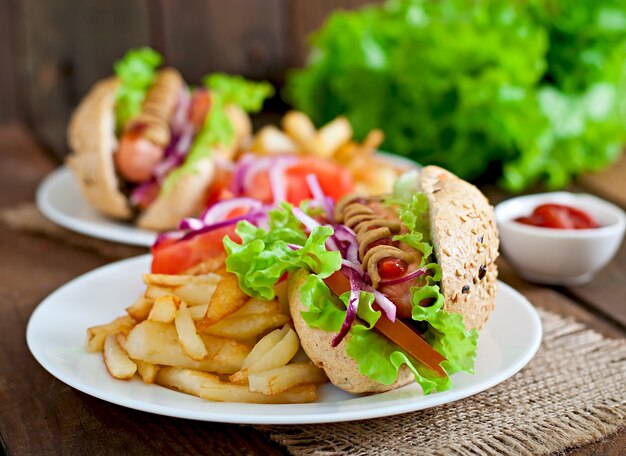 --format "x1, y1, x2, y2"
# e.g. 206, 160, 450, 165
515, 203, 600, 229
